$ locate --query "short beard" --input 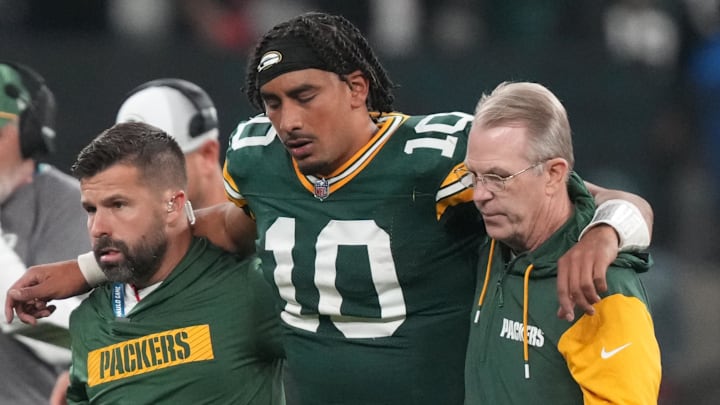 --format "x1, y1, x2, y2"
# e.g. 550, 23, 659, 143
93, 229, 168, 287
